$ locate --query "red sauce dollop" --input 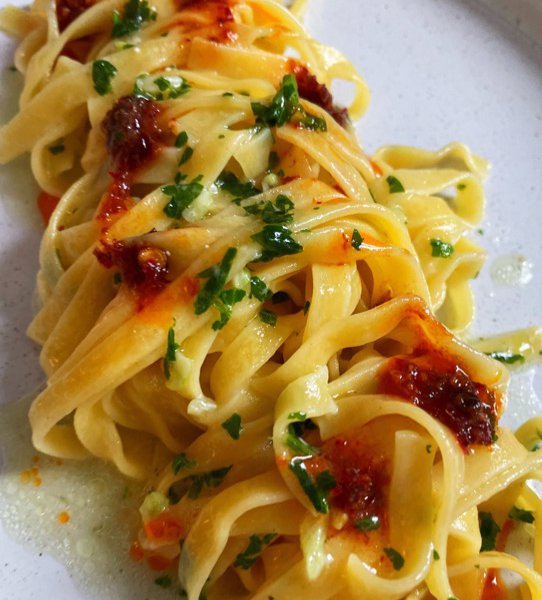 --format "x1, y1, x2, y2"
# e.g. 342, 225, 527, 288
56, 0, 95, 31
323, 436, 389, 526
95, 240, 170, 308
481, 569, 507, 600
379, 352, 498, 449
292, 64, 349, 127
102, 95, 163, 173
